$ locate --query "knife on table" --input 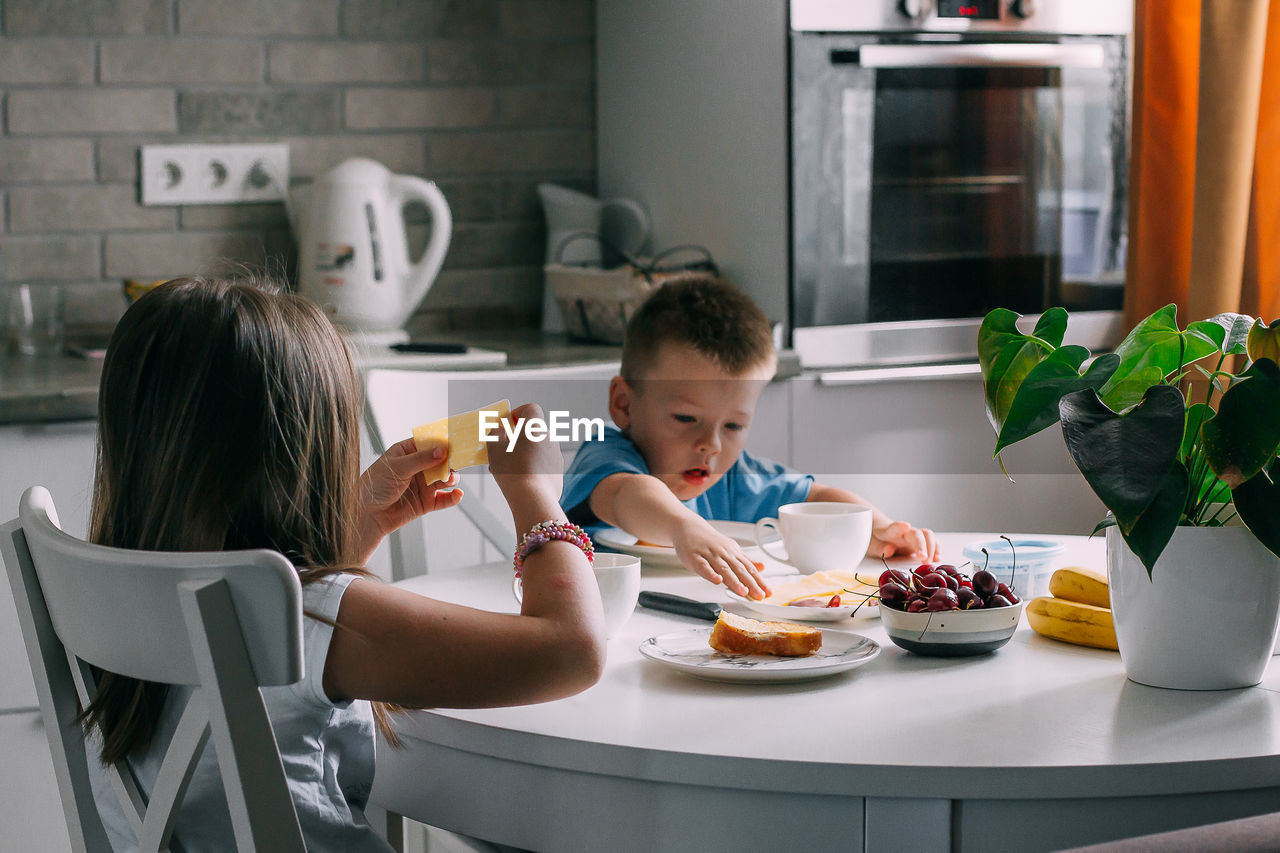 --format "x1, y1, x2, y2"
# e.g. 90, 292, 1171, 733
638, 591, 722, 622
